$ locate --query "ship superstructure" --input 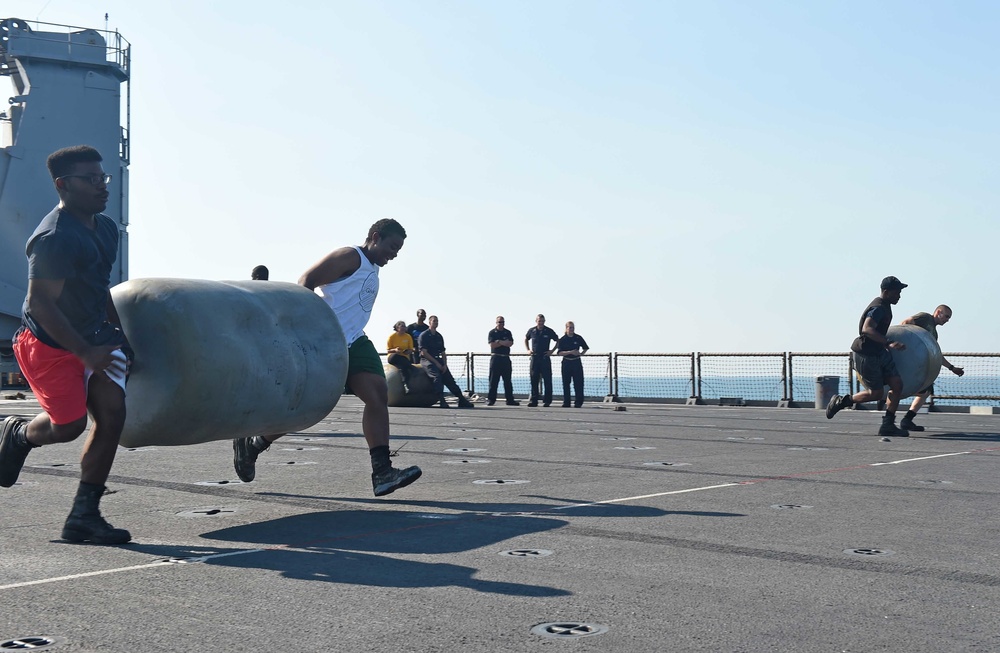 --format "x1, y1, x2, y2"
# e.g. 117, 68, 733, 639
0, 18, 130, 383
